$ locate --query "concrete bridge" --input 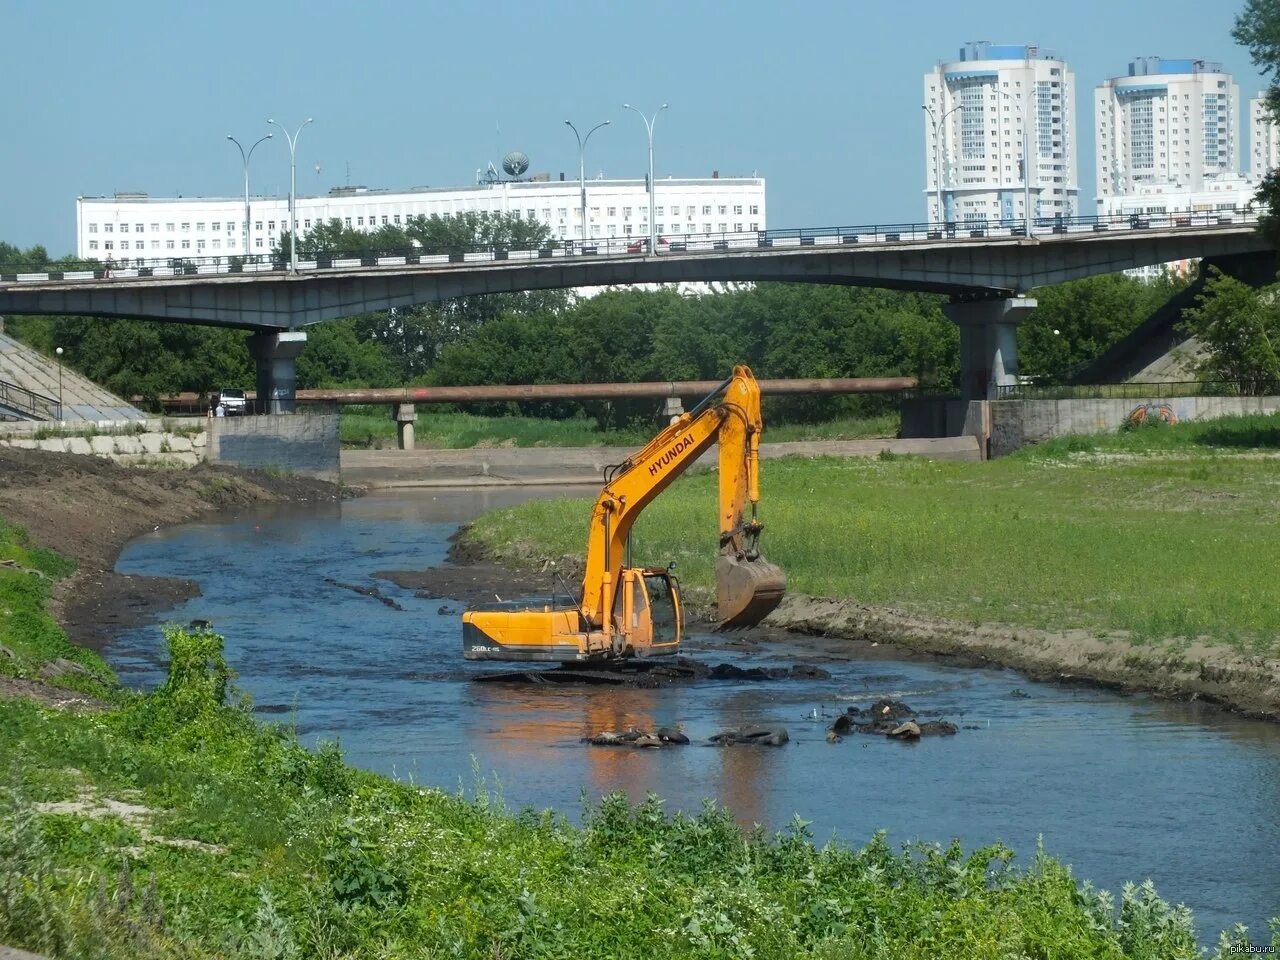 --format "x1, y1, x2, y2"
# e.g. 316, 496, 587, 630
1, 214, 1272, 410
